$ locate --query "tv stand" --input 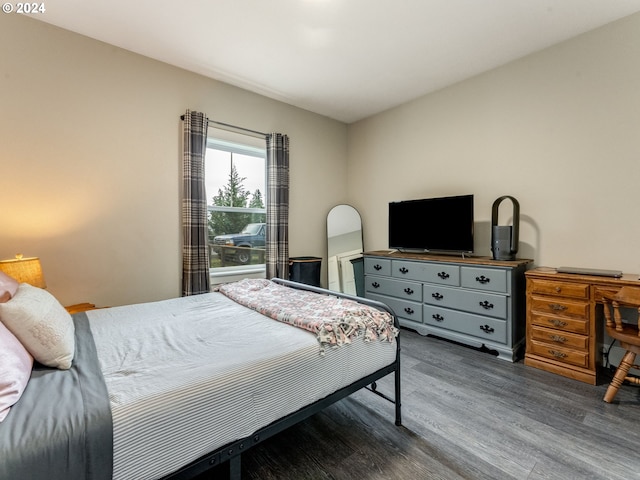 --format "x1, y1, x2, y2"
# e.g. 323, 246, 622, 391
363, 250, 532, 361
